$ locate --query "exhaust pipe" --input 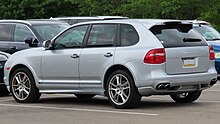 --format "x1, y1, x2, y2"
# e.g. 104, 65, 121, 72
210, 78, 217, 85
156, 83, 170, 90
